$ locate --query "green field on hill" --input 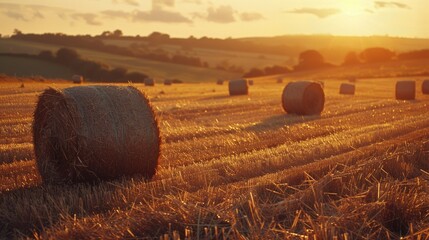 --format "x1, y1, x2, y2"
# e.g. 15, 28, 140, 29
0, 39, 240, 83
0, 55, 73, 80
